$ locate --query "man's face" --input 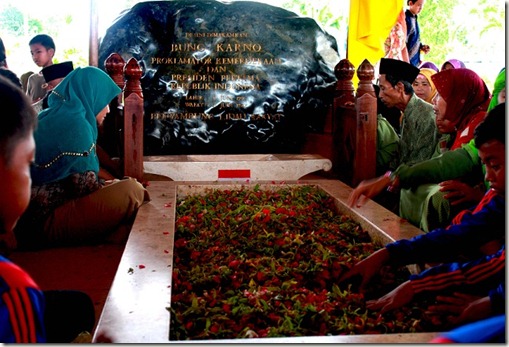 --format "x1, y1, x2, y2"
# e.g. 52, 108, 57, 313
479, 140, 505, 195
43, 77, 65, 91
378, 75, 400, 108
